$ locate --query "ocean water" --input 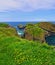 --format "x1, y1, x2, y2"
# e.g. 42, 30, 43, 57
45, 35, 55, 45
1, 22, 54, 28
3, 22, 55, 27
4, 22, 37, 27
